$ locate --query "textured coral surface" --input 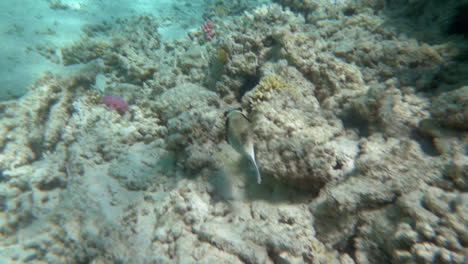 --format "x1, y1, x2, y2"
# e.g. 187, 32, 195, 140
0, 0, 467, 263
